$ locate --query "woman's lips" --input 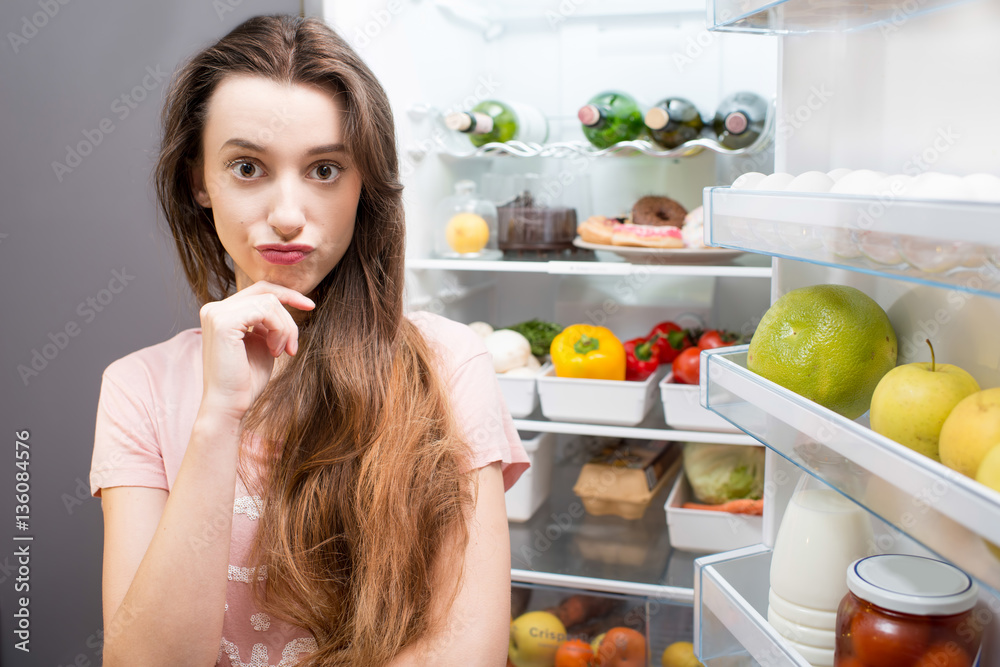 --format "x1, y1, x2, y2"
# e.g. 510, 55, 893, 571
260, 249, 308, 265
